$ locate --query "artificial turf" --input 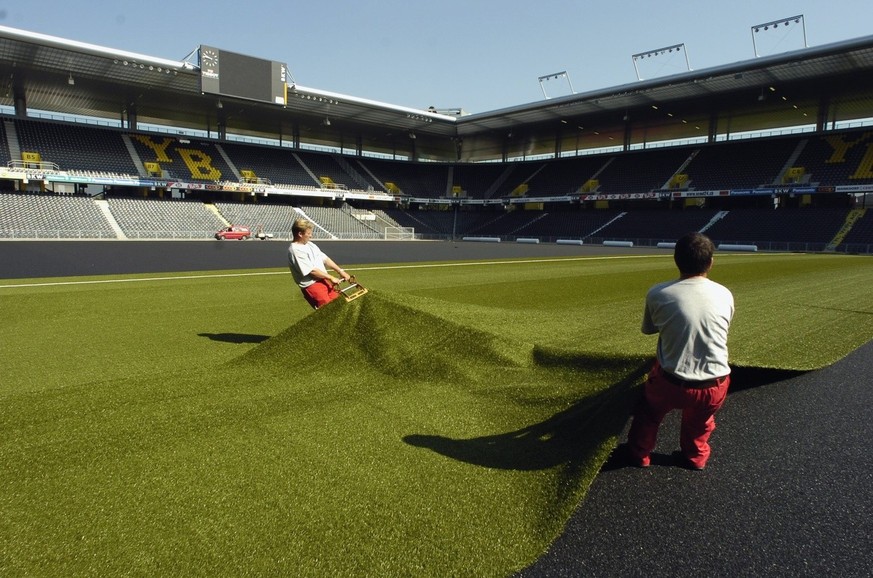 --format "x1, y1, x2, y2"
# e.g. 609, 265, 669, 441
1, 251, 872, 576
